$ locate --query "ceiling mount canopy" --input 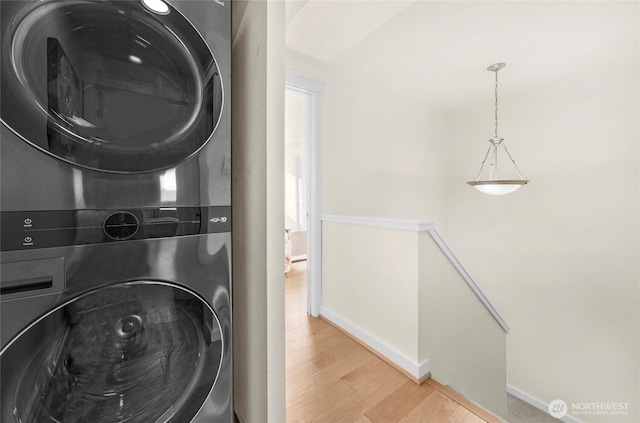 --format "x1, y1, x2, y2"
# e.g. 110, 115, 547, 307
467, 62, 529, 196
